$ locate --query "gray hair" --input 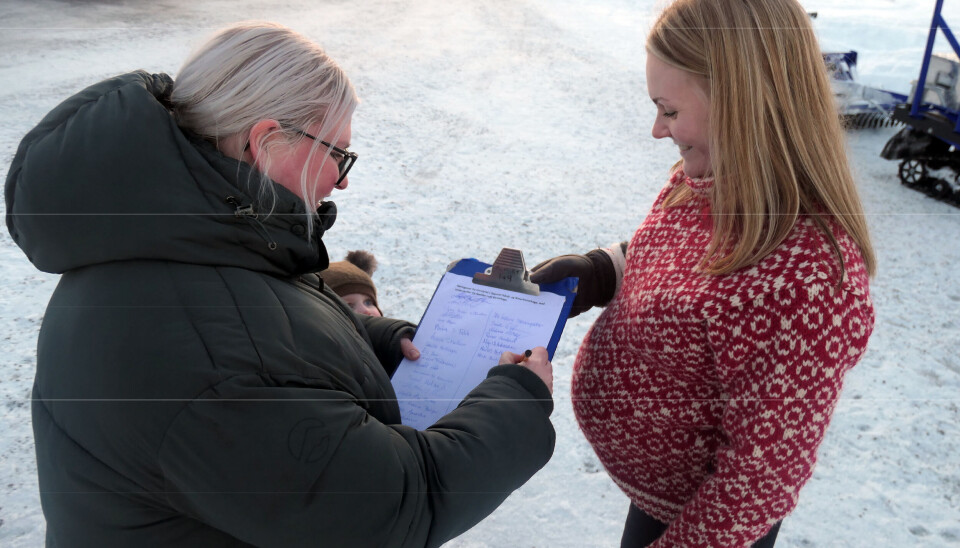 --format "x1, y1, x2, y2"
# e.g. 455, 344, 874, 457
171, 21, 358, 238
